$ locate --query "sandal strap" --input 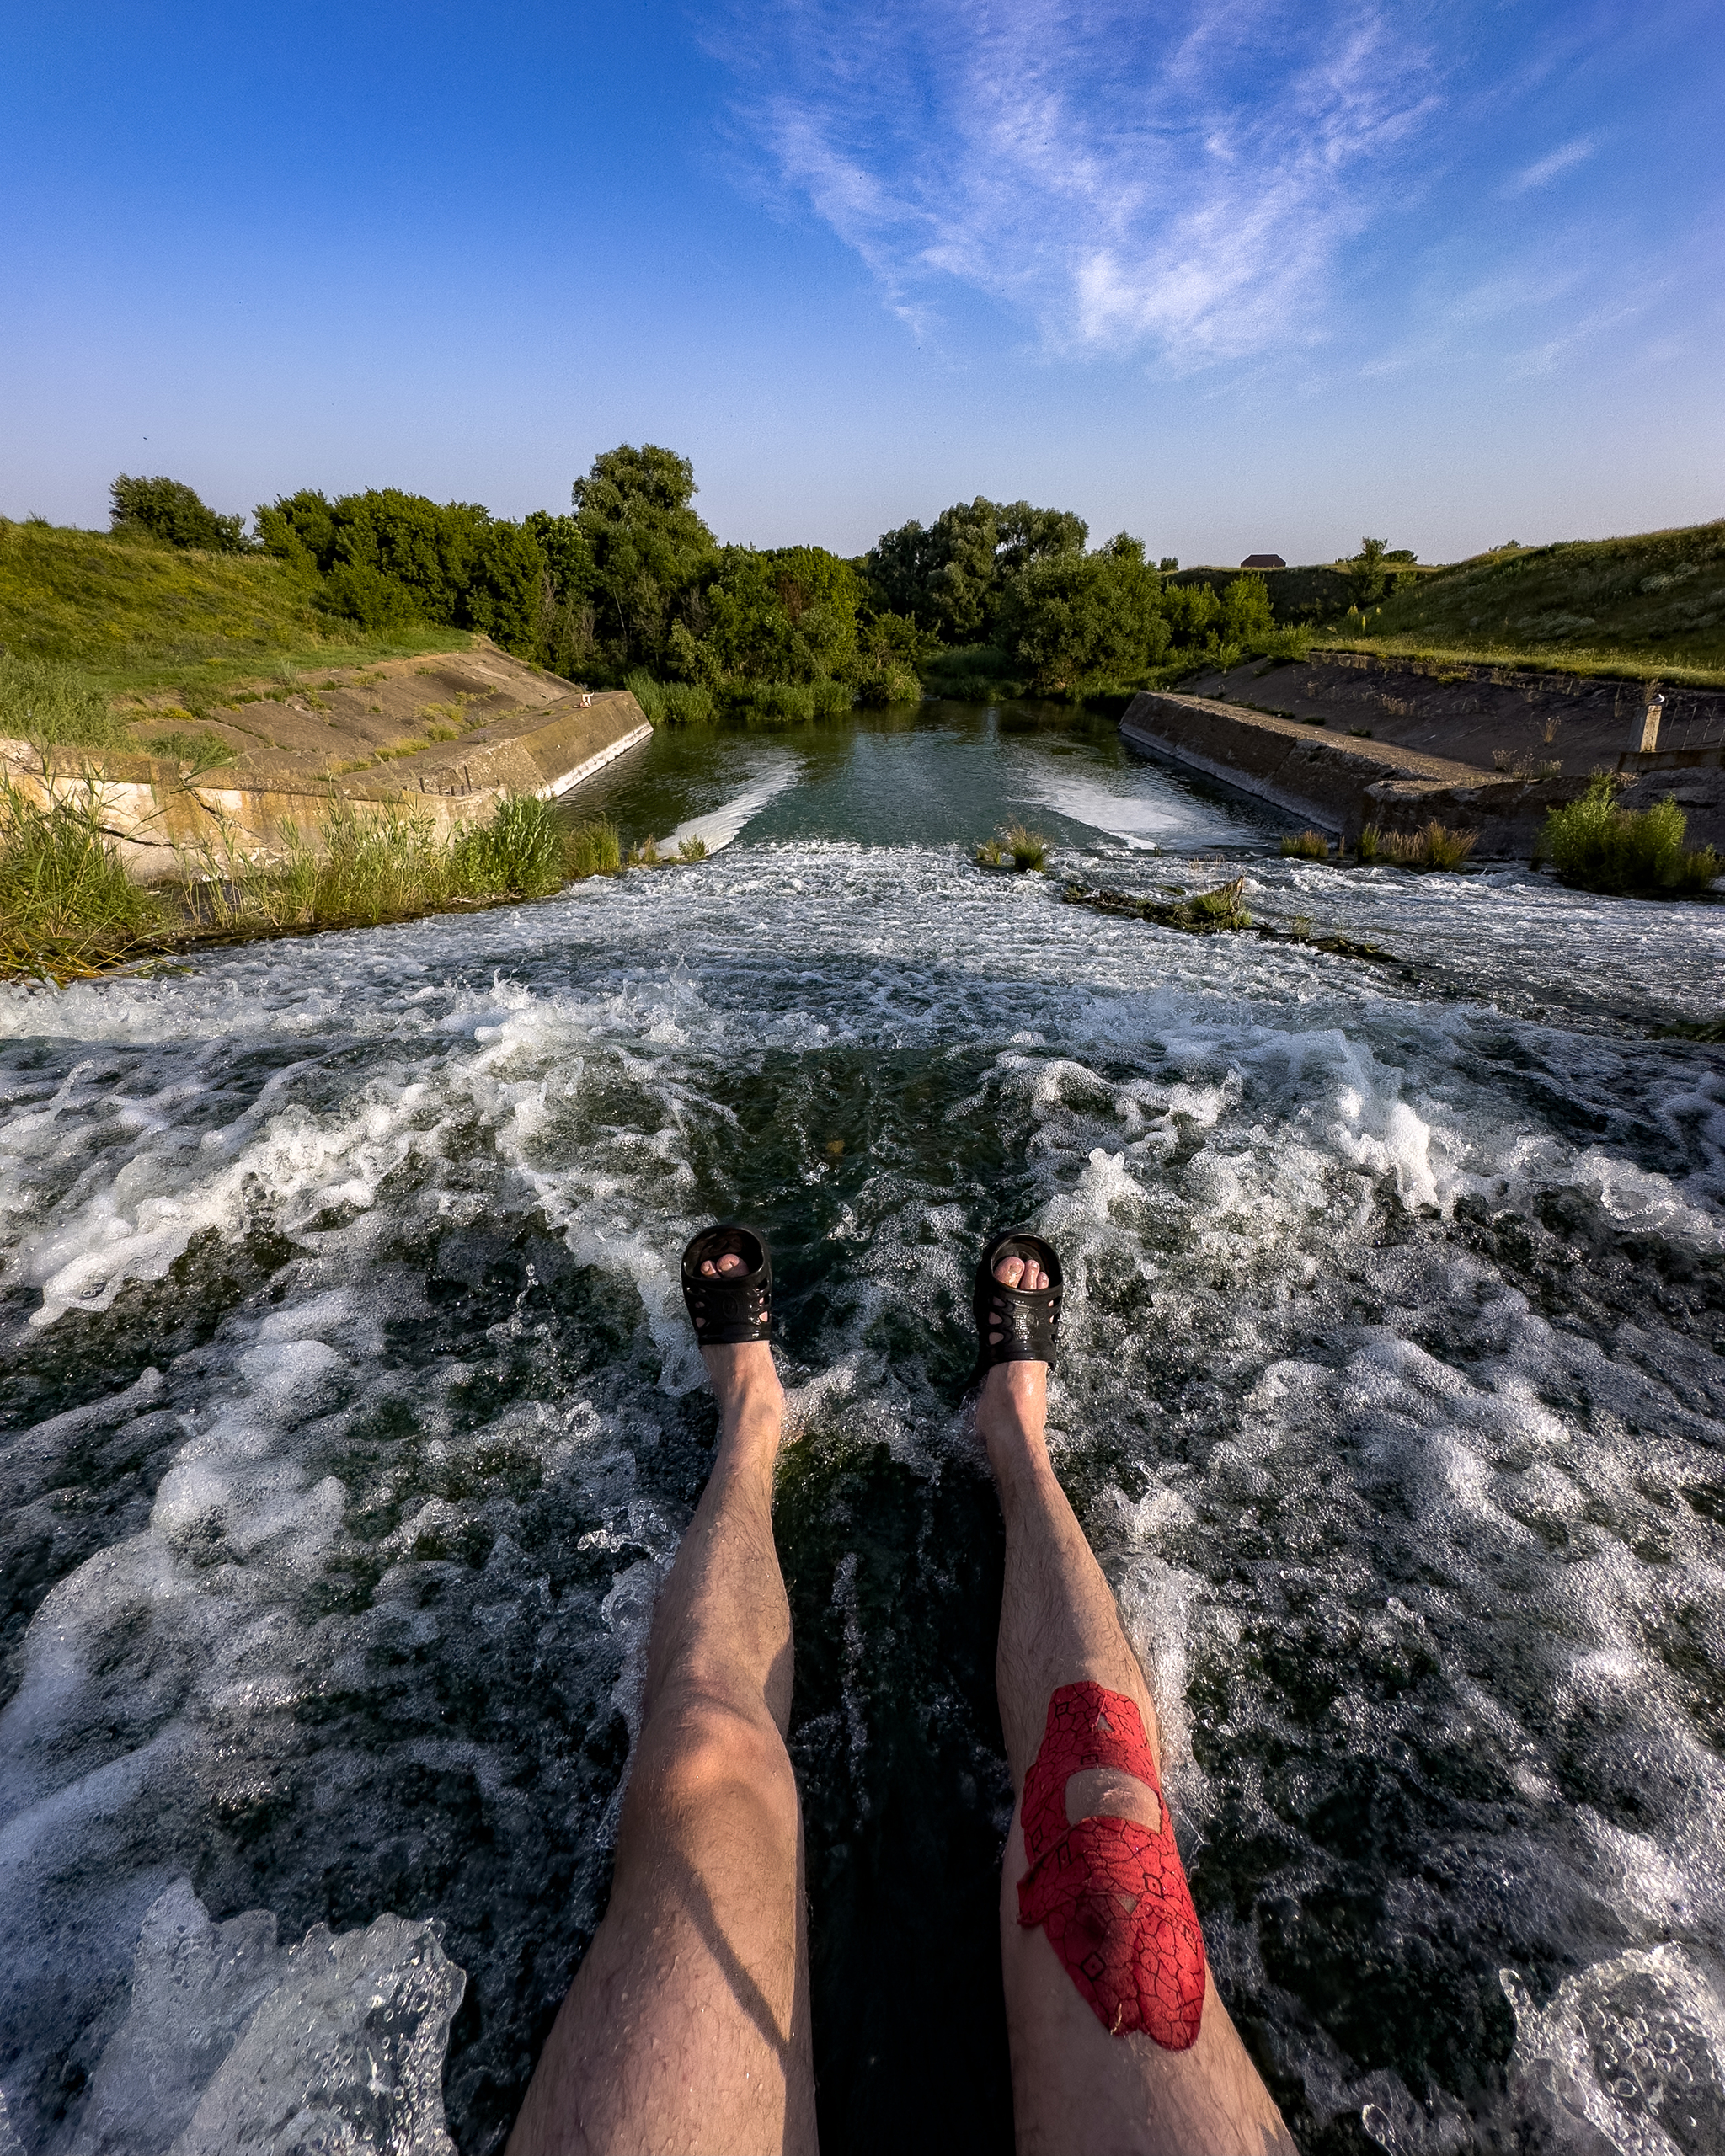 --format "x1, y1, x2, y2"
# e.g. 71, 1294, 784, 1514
973, 1230, 1063, 1372
681, 1225, 772, 1345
